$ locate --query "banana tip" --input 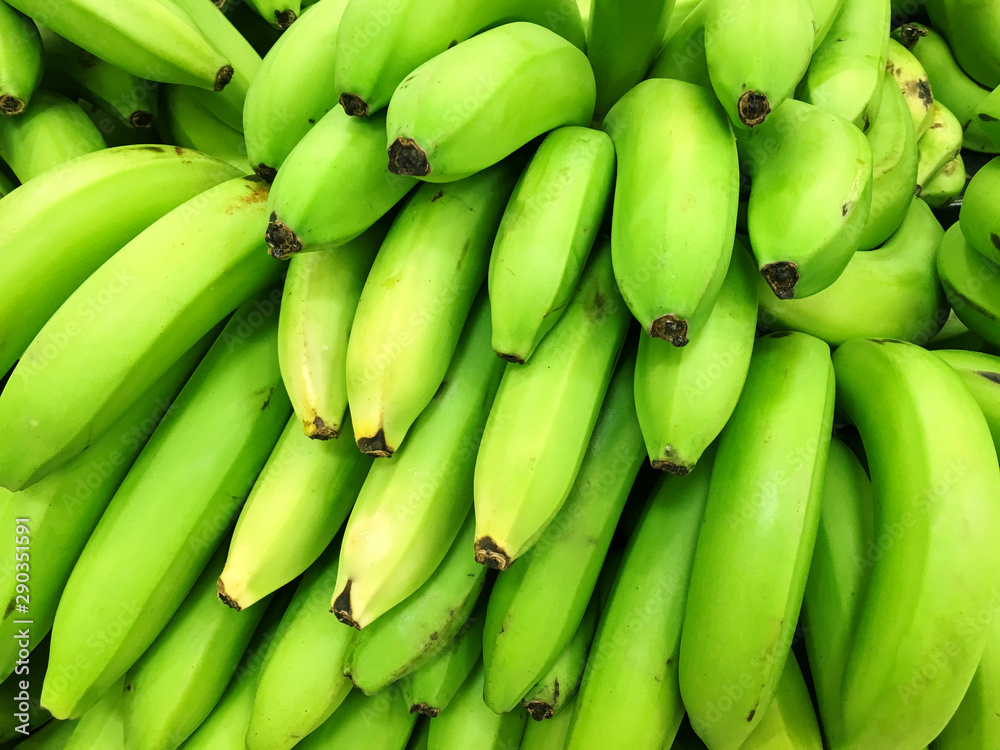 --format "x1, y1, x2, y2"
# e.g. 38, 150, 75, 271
357, 429, 393, 457
388, 137, 430, 177
410, 703, 441, 717
496, 351, 526, 364
214, 65, 234, 92
332, 581, 361, 629
254, 163, 277, 183
651, 458, 692, 476
304, 415, 339, 440
761, 262, 799, 300
216, 579, 242, 611
649, 315, 689, 347
474, 537, 511, 570
897, 23, 926, 49
737, 91, 770, 128
523, 700, 554, 721
340, 93, 370, 118
265, 214, 302, 259
128, 110, 155, 129
0, 95, 26, 116
274, 9, 297, 29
